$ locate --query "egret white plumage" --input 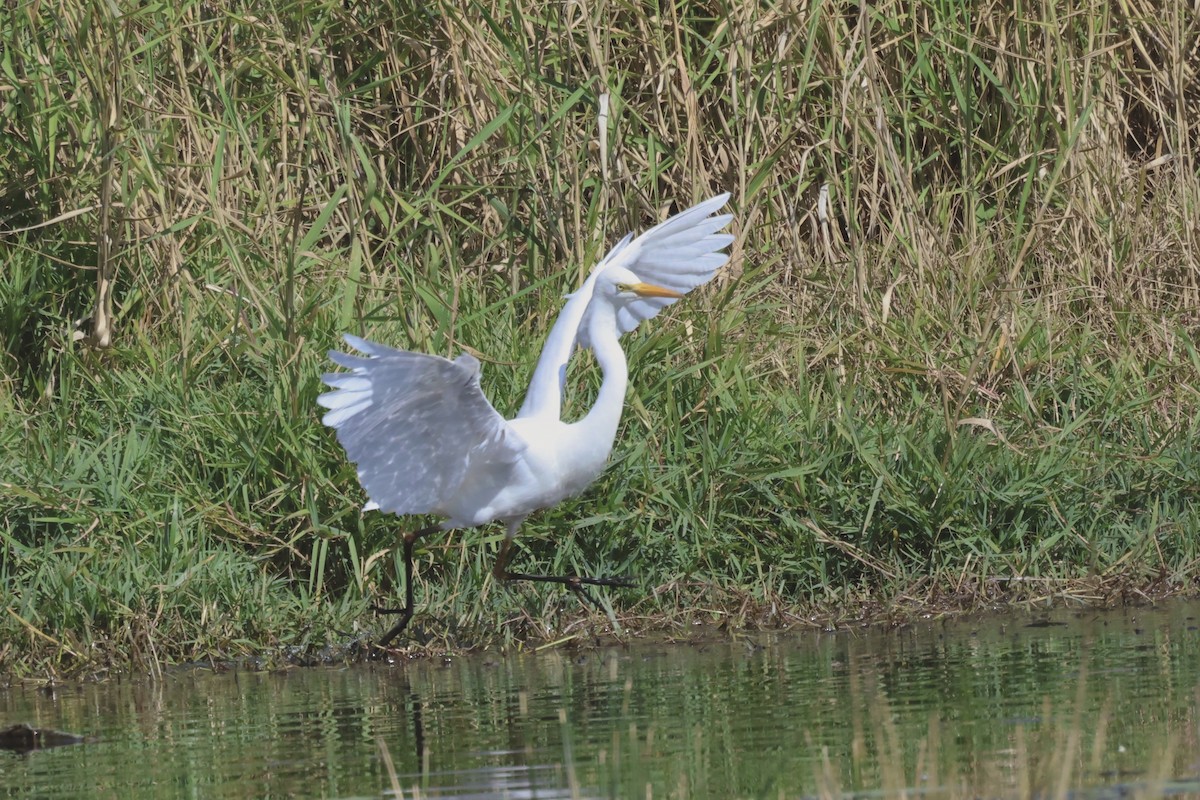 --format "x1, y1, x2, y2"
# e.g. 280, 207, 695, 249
318, 193, 734, 644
